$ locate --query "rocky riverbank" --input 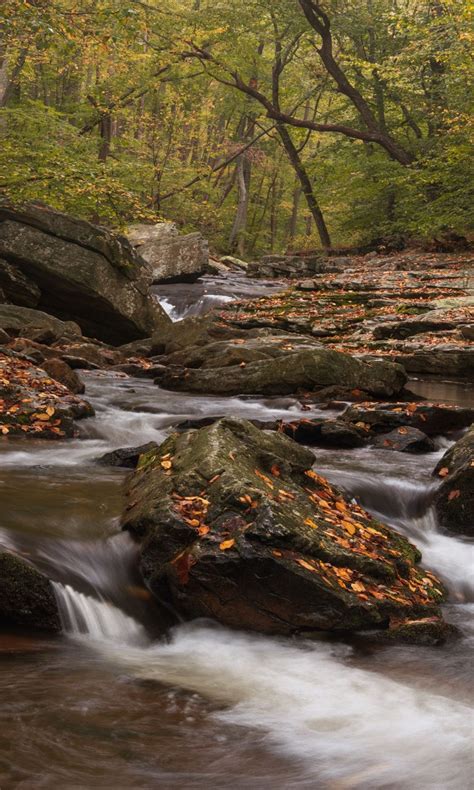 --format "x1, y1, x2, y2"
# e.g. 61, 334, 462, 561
0, 204, 472, 647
